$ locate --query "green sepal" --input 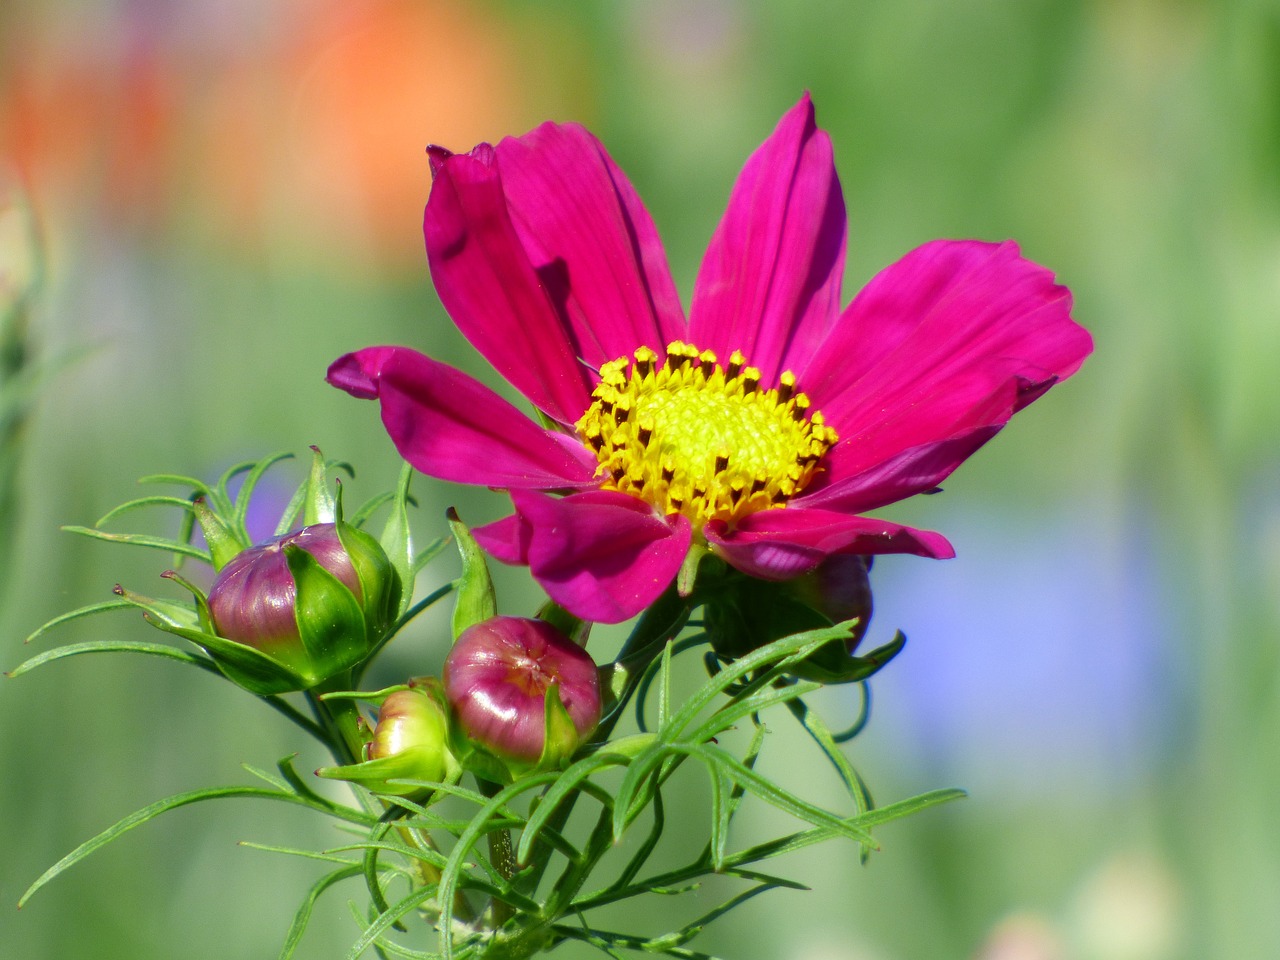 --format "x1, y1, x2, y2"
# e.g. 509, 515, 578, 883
318, 683, 411, 705
175, 627, 303, 695
446, 508, 495, 640
110, 584, 200, 630
115, 585, 306, 695
336, 519, 400, 642
159, 569, 216, 635
315, 753, 430, 789
316, 746, 462, 800
192, 498, 246, 570
447, 733, 513, 786
378, 463, 416, 618
535, 683, 581, 772
303, 445, 336, 526
284, 543, 369, 682
787, 629, 905, 685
